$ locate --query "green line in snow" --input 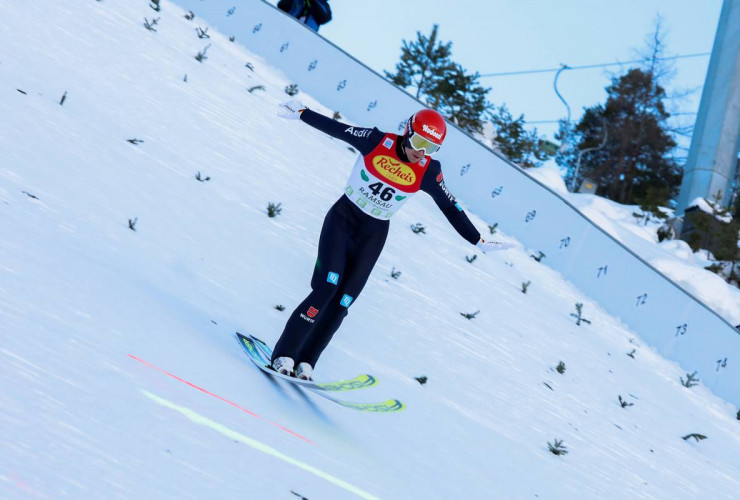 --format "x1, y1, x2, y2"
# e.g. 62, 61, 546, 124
141, 390, 381, 500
